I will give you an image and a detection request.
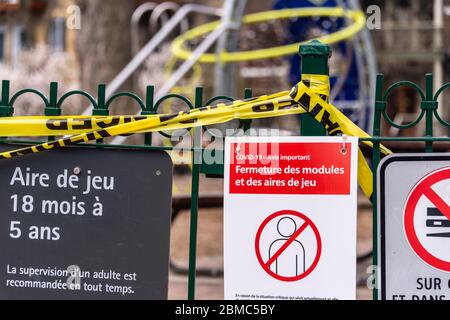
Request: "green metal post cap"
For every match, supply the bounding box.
[299,40,332,58]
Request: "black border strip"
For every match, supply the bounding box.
[379,155,450,300]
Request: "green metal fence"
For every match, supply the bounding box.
[370,72,450,300]
[0,75,253,301]
[1,40,450,300]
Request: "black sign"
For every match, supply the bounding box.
[0,145,173,300]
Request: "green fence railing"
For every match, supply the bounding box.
[1,40,450,300]
[0,75,255,301]
[369,72,450,300]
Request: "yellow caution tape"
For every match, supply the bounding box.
[171,8,366,63]
[0,74,319,137]
[302,74,331,99]
[0,92,301,137]
[0,75,391,200]
[290,79,391,156]
[290,74,392,198]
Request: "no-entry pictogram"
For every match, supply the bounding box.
[255,210,322,282]
[404,167,450,272]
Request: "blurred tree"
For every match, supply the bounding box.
[76,0,134,93]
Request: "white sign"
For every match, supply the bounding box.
[224,136,358,300]
[378,154,450,300]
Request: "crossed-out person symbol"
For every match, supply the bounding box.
[268,217,306,277]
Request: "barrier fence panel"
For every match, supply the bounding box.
[1,40,449,300]
[0,77,255,300]
[369,72,450,300]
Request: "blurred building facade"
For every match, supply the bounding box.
[0,0,78,65]
[0,0,143,92]
[362,0,450,136]
[1,0,449,136]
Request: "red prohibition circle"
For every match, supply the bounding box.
[404,167,450,272]
[254,210,322,282]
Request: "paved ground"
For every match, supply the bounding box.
[168,175,374,300]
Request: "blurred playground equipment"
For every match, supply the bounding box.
[76,0,376,145]
[42,0,378,284]
[78,0,379,277]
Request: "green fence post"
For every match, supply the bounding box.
[142,86,155,146]
[0,80,13,117]
[94,84,108,115]
[241,88,253,131]
[0,80,12,143]
[92,84,108,144]
[299,40,329,136]
[46,82,61,141]
[371,74,385,300]
[423,74,436,153]
[188,87,203,300]
[46,82,60,115]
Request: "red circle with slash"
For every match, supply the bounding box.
[255,210,322,282]
[404,167,450,272]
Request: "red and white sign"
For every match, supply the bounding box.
[224,137,358,300]
[404,167,450,272]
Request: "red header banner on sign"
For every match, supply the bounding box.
[229,142,351,195]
